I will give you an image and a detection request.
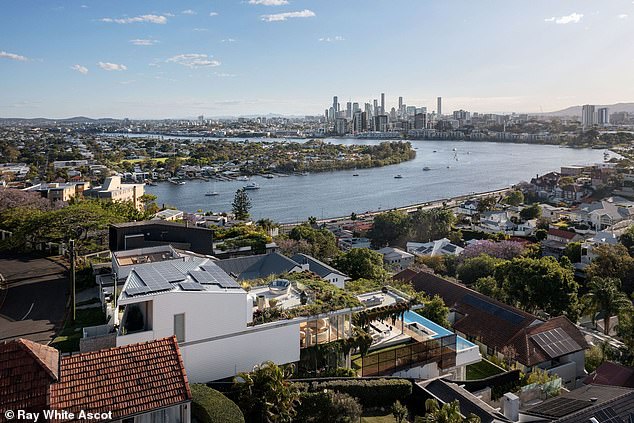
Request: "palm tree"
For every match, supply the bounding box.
[582,277,633,335]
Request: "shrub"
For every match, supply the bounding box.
[311,378,412,407]
[190,384,245,423]
[295,391,362,422]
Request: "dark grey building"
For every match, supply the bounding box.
[109,221,214,255]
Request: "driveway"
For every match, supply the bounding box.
[0,254,69,344]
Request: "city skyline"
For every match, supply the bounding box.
[2,0,634,118]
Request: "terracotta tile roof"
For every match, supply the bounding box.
[410,271,538,352]
[548,228,578,240]
[392,268,418,283]
[49,336,191,422]
[0,339,59,417]
[507,316,588,366]
[584,362,634,388]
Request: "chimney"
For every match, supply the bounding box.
[503,392,519,422]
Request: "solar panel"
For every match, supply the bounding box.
[202,265,241,288]
[594,408,622,423]
[158,263,187,283]
[135,267,173,292]
[530,328,581,359]
[528,397,591,418]
[463,294,527,325]
[179,281,205,291]
[126,286,150,296]
[189,270,216,284]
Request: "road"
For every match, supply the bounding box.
[0,255,69,344]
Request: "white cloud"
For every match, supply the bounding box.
[249,0,289,5]
[101,14,167,24]
[618,14,629,19]
[209,12,219,17]
[319,36,345,42]
[71,64,88,74]
[193,28,209,32]
[545,12,583,24]
[98,62,127,71]
[182,9,196,15]
[0,50,28,61]
[221,38,236,43]
[81,4,88,8]
[261,9,316,22]
[130,39,158,46]
[167,54,221,69]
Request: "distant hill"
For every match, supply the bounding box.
[541,102,634,117]
[0,116,120,124]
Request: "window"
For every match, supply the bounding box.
[174,313,185,342]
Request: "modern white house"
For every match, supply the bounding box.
[377,247,415,271]
[407,238,464,257]
[580,231,619,267]
[109,254,359,383]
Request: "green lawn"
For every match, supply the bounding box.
[466,359,505,380]
[361,411,396,422]
[50,307,108,353]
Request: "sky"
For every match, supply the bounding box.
[1,0,634,119]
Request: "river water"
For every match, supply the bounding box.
[138,137,606,223]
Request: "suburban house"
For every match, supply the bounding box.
[573,199,634,231]
[407,238,464,257]
[580,231,619,267]
[539,204,568,222]
[99,254,359,382]
[542,228,585,258]
[84,175,145,211]
[290,253,350,288]
[377,247,415,271]
[0,337,192,423]
[457,199,480,216]
[408,271,589,388]
[215,252,304,280]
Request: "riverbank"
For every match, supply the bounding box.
[145,139,606,222]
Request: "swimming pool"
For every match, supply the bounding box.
[403,310,476,350]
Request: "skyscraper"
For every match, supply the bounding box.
[373,99,378,116]
[597,107,610,126]
[437,97,442,117]
[581,104,596,129]
[380,93,385,115]
[346,101,352,119]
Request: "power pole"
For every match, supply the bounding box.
[69,239,76,323]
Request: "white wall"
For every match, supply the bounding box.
[180,322,300,382]
[152,290,249,341]
[392,362,439,379]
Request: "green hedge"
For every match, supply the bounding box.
[311,378,412,407]
[191,384,245,423]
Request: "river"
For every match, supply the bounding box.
[136,137,606,223]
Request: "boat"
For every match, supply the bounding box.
[145,181,158,186]
[353,174,359,177]
[238,176,250,181]
[423,167,431,171]
[244,182,260,190]
[169,178,186,185]
[205,192,219,196]
[299,172,310,176]
[262,174,275,179]
[433,150,437,153]
[452,147,457,151]
[446,166,451,169]
[394,175,403,179]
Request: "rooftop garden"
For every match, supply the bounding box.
[249,272,363,325]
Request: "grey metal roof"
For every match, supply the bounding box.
[290,253,348,278]
[215,253,301,281]
[523,385,634,423]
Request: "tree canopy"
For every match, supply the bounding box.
[334,248,388,281]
